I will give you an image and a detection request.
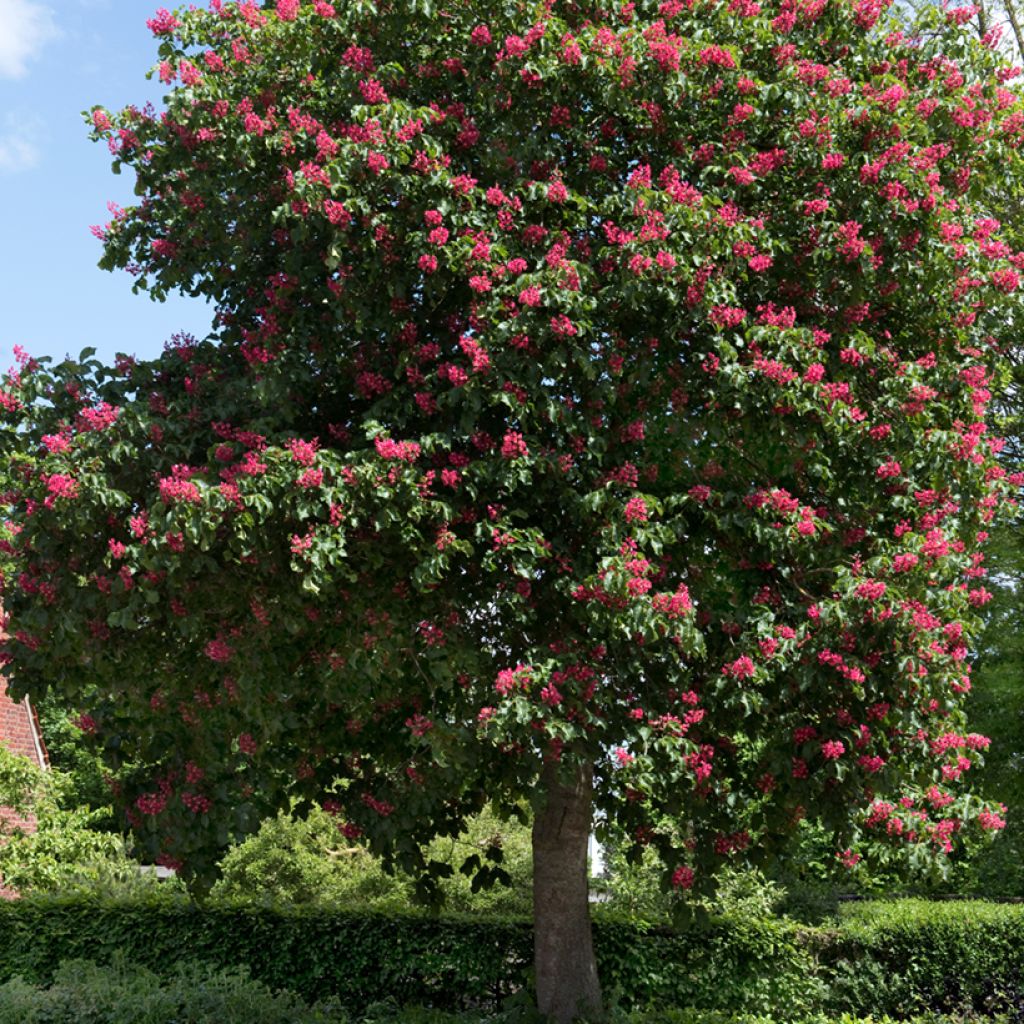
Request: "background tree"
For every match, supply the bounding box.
[2,1,1024,1019]
[901,0,1024,59]
[892,0,1024,900]
[956,347,1024,895]
[0,743,141,895]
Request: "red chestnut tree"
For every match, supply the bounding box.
[3,0,1024,1018]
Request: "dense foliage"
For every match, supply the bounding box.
[1,895,1023,1019]
[0,957,344,1024]
[0,743,144,895]
[33,691,121,827]
[3,0,1022,896]
[0,957,1002,1024]
[214,803,533,913]
[0,892,824,1015]
[825,898,1024,1018]
[4,1,1024,1014]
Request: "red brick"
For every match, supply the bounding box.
[0,609,49,894]
[0,676,48,866]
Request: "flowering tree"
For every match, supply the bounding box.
[3,0,1024,1018]
[905,0,1024,60]
[895,0,1024,899]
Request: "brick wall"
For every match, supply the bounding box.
[0,600,49,895]
[0,676,48,896]
[0,677,47,773]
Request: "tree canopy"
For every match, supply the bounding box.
[2,0,1024,1017]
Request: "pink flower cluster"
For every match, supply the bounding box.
[78,402,120,432]
[374,436,421,461]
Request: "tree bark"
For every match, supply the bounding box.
[532,760,603,1024]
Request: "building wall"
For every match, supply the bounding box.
[0,677,47,833]
[0,677,47,897]
[0,678,47,770]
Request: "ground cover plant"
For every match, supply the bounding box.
[3,0,1024,1020]
[0,957,343,1024]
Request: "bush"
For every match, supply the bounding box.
[0,744,149,895]
[595,916,823,1016]
[0,960,1005,1024]
[0,895,1020,1018]
[0,957,999,1024]
[212,808,402,908]
[213,804,532,916]
[0,893,532,1011]
[0,956,340,1024]
[0,893,817,1014]
[820,899,1024,1020]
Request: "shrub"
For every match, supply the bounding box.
[0,895,1020,1018]
[213,808,404,908]
[0,961,1005,1024]
[213,804,533,916]
[820,898,1024,1019]
[0,894,532,1011]
[0,893,817,1014]
[0,956,340,1024]
[0,744,147,895]
[595,915,823,1017]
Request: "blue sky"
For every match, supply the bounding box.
[0,0,213,372]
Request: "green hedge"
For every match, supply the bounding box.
[823,899,1024,1019]
[0,957,997,1024]
[0,896,530,1010]
[0,895,1022,1019]
[0,894,818,1015]
[594,917,822,1014]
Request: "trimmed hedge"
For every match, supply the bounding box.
[0,957,1000,1024]
[0,896,1022,1018]
[824,899,1024,1019]
[0,895,818,1015]
[595,917,822,1015]
[0,896,530,1011]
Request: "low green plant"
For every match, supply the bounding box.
[0,956,341,1024]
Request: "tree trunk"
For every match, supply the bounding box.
[532,760,603,1024]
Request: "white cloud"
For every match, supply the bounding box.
[0,0,58,79]
[0,113,42,173]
